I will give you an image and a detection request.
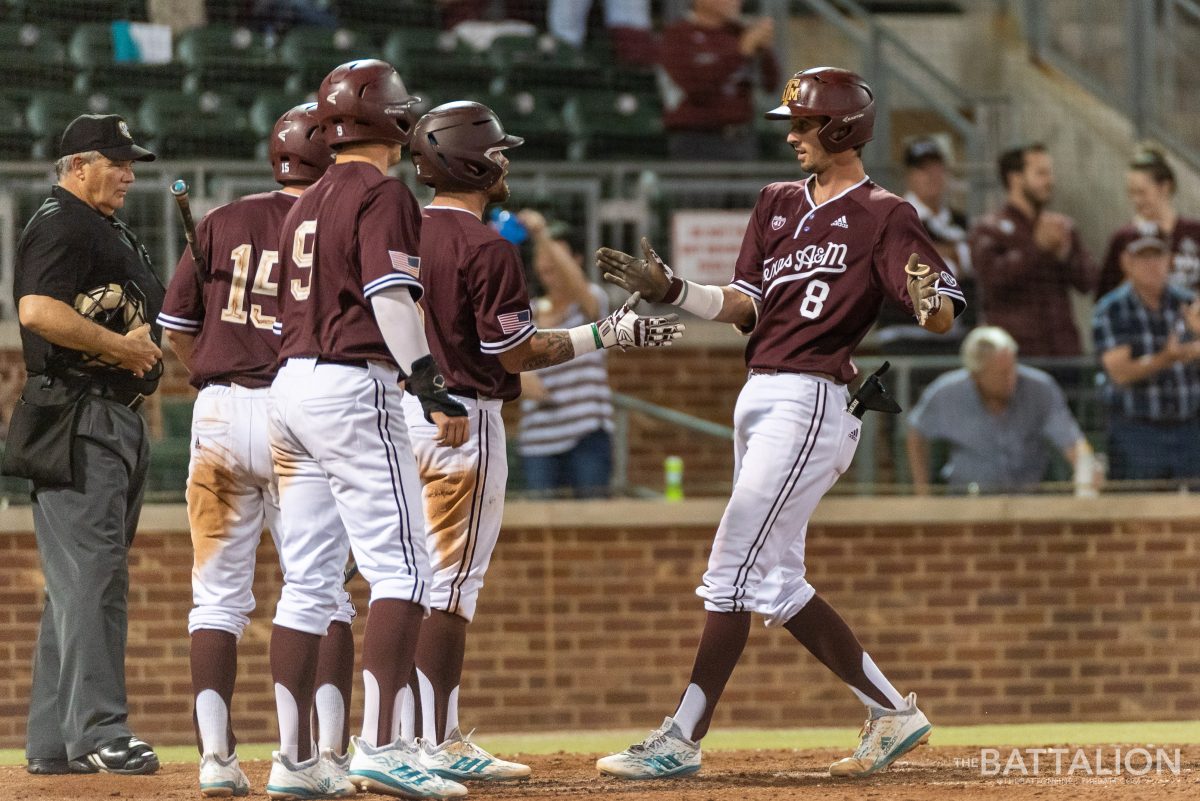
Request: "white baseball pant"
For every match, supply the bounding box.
[269,358,430,635]
[187,384,354,637]
[698,373,861,626]
[402,393,508,623]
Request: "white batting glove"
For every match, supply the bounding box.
[595,291,685,350]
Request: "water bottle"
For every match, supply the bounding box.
[664,455,684,502]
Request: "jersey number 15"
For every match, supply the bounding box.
[221,244,279,329]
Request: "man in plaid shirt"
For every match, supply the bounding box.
[1094,231,1200,481]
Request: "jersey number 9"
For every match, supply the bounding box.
[291,219,317,301]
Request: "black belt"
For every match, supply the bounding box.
[83,383,144,411]
[315,357,370,369]
[203,375,273,390]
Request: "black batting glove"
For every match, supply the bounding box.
[403,354,468,423]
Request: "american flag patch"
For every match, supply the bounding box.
[388,250,420,278]
[497,308,532,334]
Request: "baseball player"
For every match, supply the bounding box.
[268,59,468,800]
[158,104,357,798]
[397,101,684,783]
[595,67,965,780]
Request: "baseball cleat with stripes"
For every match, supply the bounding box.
[596,717,701,780]
[829,692,932,777]
[419,727,531,781]
[348,736,467,798]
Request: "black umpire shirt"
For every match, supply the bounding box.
[14,185,164,397]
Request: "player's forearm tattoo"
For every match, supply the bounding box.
[517,331,575,370]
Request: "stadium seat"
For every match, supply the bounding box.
[486,91,570,161]
[564,90,665,160]
[0,23,73,96]
[7,0,146,34]
[160,399,194,439]
[69,23,185,100]
[0,95,29,158]
[146,437,190,494]
[279,26,377,95]
[497,44,607,105]
[27,90,135,159]
[138,91,258,159]
[334,0,437,39]
[176,25,291,100]
[249,91,310,138]
[381,28,493,96]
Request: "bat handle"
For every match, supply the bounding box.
[171,179,188,197]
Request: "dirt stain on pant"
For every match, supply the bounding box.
[188,456,241,571]
[421,465,477,572]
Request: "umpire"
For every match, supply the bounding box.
[7,115,163,775]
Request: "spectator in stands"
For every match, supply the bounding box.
[515,211,615,498]
[902,136,972,295]
[1094,232,1200,483]
[1096,144,1200,298]
[906,326,1094,495]
[548,0,658,67]
[660,0,780,161]
[968,143,1095,356]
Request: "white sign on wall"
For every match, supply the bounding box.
[670,210,753,286]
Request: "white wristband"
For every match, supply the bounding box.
[675,280,724,320]
[568,323,601,355]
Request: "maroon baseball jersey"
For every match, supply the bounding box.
[731,177,966,384]
[417,206,534,402]
[158,190,297,389]
[1096,217,1200,298]
[276,161,423,366]
[968,203,1093,357]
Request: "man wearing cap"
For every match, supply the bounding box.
[1094,231,1200,482]
[902,138,971,290]
[10,114,163,776]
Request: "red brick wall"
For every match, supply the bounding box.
[2,500,1198,748]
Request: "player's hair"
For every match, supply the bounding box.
[54,150,103,180]
[961,326,1018,373]
[1130,143,1176,193]
[997,143,1047,190]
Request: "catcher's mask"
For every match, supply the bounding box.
[71,281,153,373]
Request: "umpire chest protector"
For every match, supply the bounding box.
[15,185,165,396]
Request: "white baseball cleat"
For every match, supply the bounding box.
[348,736,468,798]
[829,692,932,777]
[418,728,531,781]
[265,749,356,799]
[199,752,250,797]
[596,717,701,779]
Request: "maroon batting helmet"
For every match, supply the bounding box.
[764,67,875,153]
[316,59,421,148]
[410,101,523,192]
[269,103,332,186]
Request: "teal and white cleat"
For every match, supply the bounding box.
[419,728,531,781]
[596,717,701,780]
[199,751,250,797]
[348,736,467,798]
[829,692,932,777]
[265,749,355,799]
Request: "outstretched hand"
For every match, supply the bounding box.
[597,237,677,303]
[904,254,942,326]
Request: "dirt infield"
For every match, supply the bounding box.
[7,746,1199,800]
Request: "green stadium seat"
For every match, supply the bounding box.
[335,0,437,39]
[8,0,146,34]
[0,23,73,96]
[69,23,185,100]
[160,399,194,439]
[381,28,494,97]
[0,95,29,158]
[27,90,135,159]
[249,91,311,138]
[279,26,377,95]
[138,91,257,159]
[497,44,606,105]
[146,436,190,495]
[485,91,570,161]
[564,90,665,160]
[176,25,291,100]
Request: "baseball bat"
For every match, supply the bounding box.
[170,179,205,268]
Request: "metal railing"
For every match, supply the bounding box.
[611,391,734,497]
[1023,0,1200,170]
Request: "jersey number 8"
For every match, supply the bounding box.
[799,279,830,320]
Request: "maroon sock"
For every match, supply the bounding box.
[361,599,424,746]
[784,593,897,709]
[674,611,751,742]
[190,628,238,756]
[314,620,355,753]
[414,609,467,743]
[270,624,322,761]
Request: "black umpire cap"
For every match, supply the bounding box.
[903,136,945,168]
[58,114,156,162]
